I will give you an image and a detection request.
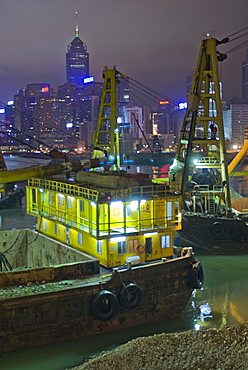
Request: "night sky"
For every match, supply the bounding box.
[0,0,248,105]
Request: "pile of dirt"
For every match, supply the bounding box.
[70,323,248,369]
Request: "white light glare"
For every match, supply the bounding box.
[193,159,198,165]
[194,324,201,331]
[143,232,158,237]
[130,200,138,211]
[110,236,126,242]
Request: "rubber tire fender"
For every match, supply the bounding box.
[118,283,142,309]
[231,225,246,241]
[188,262,204,289]
[211,221,224,237]
[182,217,190,231]
[92,290,118,321]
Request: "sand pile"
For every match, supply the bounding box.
[70,323,248,369]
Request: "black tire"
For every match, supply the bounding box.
[182,217,190,231]
[231,227,246,241]
[118,283,142,309]
[188,262,204,289]
[211,221,224,237]
[92,290,118,321]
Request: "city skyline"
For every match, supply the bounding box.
[0,0,248,105]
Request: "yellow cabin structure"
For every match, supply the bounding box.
[26,176,182,268]
[25,67,182,268]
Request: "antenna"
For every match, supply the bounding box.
[75,11,79,38]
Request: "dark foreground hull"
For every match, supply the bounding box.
[0,253,201,354]
[176,214,248,254]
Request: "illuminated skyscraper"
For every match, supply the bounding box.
[66,13,89,86]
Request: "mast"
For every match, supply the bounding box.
[170,34,232,217]
[75,11,79,38]
[91,67,125,170]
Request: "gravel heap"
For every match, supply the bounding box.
[70,323,248,370]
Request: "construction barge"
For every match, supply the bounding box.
[0,68,203,353]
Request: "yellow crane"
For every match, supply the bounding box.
[228,128,248,177]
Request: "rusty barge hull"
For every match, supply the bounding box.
[0,229,197,353]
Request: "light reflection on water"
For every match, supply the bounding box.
[1,160,248,369]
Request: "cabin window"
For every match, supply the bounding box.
[78,232,83,245]
[166,201,173,220]
[58,194,64,206]
[41,191,46,203]
[126,205,131,217]
[175,199,179,214]
[67,196,73,209]
[55,224,59,235]
[161,235,170,249]
[48,192,53,204]
[129,239,138,253]
[118,241,126,254]
[32,189,36,204]
[42,219,47,231]
[80,200,84,212]
[97,240,102,254]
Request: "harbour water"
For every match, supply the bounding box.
[0,158,248,369]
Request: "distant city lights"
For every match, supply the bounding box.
[178,102,188,109]
[83,76,94,84]
[66,122,73,128]
[7,101,14,105]
[0,109,5,114]
[41,86,50,94]
[159,101,169,105]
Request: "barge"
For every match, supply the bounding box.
[0,68,203,353]
[169,33,248,254]
[0,228,202,354]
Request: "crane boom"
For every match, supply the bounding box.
[0,158,107,184]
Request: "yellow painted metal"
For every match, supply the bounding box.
[170,36,232,214]
[27,178,181,268]
[0,163,68,184]
[91,67,125,170]
[228,129,248,175]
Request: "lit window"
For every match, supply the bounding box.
[43,219,47,231]
[48,192,53,204]
[58,194,64,206]
[55,224,59,235]
[80,200,84,212]
[167,201,172,220]
[78,232,83,245]
[97,240,102,254]
[118,241,126,254]
[126,205,131,217]
[129,239,138,253]
[67,196,73,209]
[161,235,170,248]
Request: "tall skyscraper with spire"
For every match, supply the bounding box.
[66,13,89,86]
